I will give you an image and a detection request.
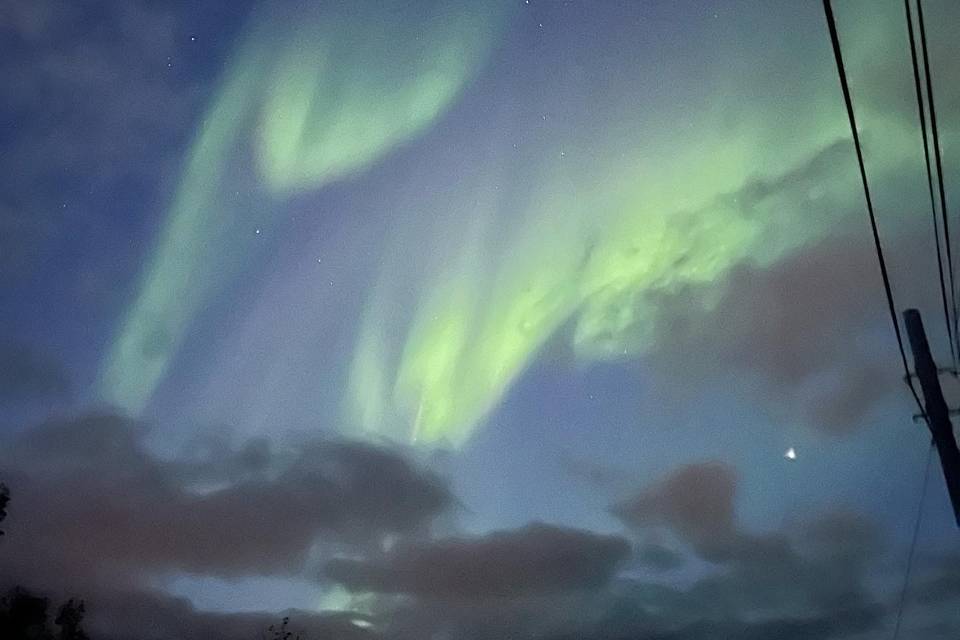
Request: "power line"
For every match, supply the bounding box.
[822,6,953,634]
[821,0,925,413]
[915,0,958,362]
[904,0,956,370]
[891,440,933,640]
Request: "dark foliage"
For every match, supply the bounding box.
[55,600,89,640]
[0,587,88,640]
[0,487,89,640]
[265,616,302,640]
[0,483,9,536]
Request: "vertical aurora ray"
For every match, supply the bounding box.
[98,0,507,413]
[100,0,930,445]
[257,2,507,194]
[97,30,272,411]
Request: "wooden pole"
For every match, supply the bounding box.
[903,308,960,527]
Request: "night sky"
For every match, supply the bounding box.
[2,1,960,638]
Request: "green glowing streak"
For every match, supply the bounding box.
[98,34,270,410]
[345,126,891,447]
[346,273,393,437]
[347,189,586,446]
[99,2,504,413]
[574,192,761,358]
[397,276,477,444]
[343,4,930,447]
[257,3,504,193]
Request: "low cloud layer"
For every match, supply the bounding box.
[314,461,898,640]
[325,523,630,598]
[1,422,950,640]
[0,413,451,590]
[611,462,883,628]
[63,586,377,640]
[613,461,738,561]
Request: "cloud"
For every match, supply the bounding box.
[0,413,451,590]
[540,603,884,640]
[657,607,881,640]
[324,523,630,598]
[2,435,891,640]
[912,555,960,606]
[365,572,884,640]
[611,462,878,569]
[646,223,941,434]
[612,462,738,561]
[730,138,853,216]
[611,462,882,620]
[633,542,685,572]
[319,459,885,640]
[36,585,378,640]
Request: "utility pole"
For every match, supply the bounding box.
[903,308,960,527]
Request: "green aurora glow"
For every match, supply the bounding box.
[344,105,924,448]
[98,1,506,413]
[101,1,932,449]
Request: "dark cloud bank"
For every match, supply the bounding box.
[324,523,630,598]
[0,412,445,638]
[4,413,952,639]
[647,223,945,436]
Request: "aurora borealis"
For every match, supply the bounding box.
[349,137,868,446]
[97,0,508,414]
[96,0,951,448]
[6,1,960,637]
[336,0,931,446]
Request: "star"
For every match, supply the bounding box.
[784,447,797,461]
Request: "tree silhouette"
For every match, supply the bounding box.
[0,587,52,640]
[0,483,9,536]
[54,600,88,640]
[266,616,303,640]
[0,588,90,640]
[0,486,89,640]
